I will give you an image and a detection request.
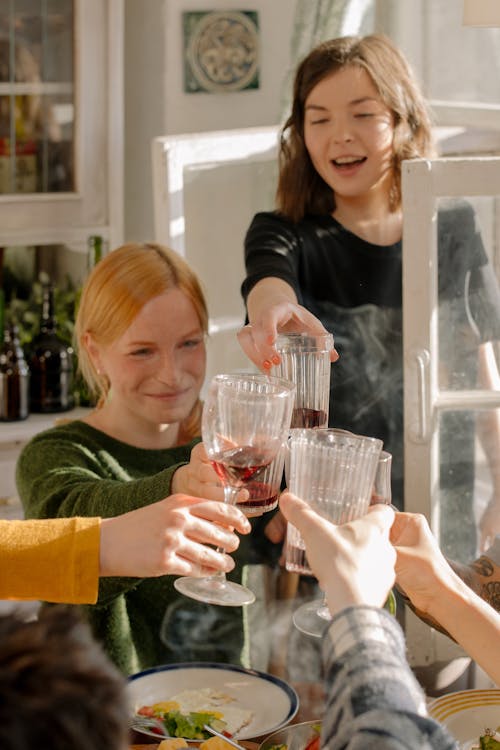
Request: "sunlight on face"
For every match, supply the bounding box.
[304,65,395,205]
[96,288,206,430]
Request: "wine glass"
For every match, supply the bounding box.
[292,446,391,637]
[174,372,295,607]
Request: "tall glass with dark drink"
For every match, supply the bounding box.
[274,332,334,429]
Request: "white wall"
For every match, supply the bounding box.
[124,0,297,242]
[376,0,500,103]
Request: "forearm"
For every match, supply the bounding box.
[246,277,298,322]
[20,461,180,520]
[321,607,456,750]
[426,572,500,684]
[0,518,100,604]
[476,342,500,493]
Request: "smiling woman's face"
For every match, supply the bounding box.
[91,287,206,429]
[303,64,395,206]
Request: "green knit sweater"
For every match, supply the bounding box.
[16,420,251,675]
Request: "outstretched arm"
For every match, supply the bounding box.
[476,342,500,552]
[391,512,500,685]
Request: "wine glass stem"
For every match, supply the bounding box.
[317,592,331,620]
[211,484,239,582]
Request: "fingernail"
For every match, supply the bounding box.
[272,355,281,365]
[263,360,272,369]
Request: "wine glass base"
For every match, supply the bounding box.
[292,599,332,638]
[174,576,256,607]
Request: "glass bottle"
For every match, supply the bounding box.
[87,235,104,271]
[29,284,75,413]
[0,321,30,421]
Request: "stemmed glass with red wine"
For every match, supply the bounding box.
[174,372,295,607]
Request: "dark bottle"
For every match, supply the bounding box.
[0,321,30,421]
[29,284,75,413]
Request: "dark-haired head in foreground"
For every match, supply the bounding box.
[0,606,129,750]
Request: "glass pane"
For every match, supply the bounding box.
[438,408,500,564]
[44,0,74,83]
[14,0,43,76]
[438,195,500,391]
[0,0,74,195]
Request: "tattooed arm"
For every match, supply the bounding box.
[447,553,500,612]
[391,513,500,685]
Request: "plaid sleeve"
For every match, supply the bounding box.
[320,606,458,750]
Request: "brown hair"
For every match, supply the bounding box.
[0,607,128,750]
[277,34,436,222]
[75,242,208,442]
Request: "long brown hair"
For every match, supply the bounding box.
[277,34,436,222]
[75,242,208,443]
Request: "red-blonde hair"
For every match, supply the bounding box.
[75,242,208,443]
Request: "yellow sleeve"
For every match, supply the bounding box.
[0,517,101,603]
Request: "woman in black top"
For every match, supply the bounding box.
[239,34,500,560]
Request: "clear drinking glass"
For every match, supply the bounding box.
[371,450,392,505]
[285,429,383,636]
[275,332,334,428]
[174,372,295,607]
[370,451,397,616]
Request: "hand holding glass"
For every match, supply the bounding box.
[174,372,295,606]
[286,429,383,635]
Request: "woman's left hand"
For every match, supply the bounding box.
[171,442,248,505]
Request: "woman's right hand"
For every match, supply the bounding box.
[241,279,338,371]
[99,495,252,578]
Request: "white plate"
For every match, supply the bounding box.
[428,689,500,748]
[128,662,299,741]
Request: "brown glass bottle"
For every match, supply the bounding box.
[0,322,30,421]
[29,284,75,412]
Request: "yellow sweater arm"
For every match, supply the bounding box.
[0,517,101,604]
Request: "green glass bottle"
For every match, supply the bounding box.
[87,235,103,271]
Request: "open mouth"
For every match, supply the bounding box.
[332,156,366,169]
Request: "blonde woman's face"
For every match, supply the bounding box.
[95,288,206,428]
[303,65,395,205]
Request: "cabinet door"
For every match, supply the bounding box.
[0,0,123,247]
[152,127,279,384]
[403,154,500,666]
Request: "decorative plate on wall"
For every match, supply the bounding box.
[183,10,260,93]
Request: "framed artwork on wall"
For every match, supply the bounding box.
[183,10,260,93]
